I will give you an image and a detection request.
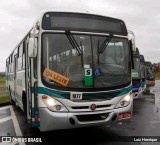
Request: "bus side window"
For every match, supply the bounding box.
[17,43,23,71]
[9,57,10,72]
[6,59,9,74]
[10,54,13,73]
[9,56,11,73]
[22,41,25,70]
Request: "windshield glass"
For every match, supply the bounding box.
[42,33,130,90]
[132,56,141,79]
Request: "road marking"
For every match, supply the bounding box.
[10,106,23,136]
[0,105,11,111]
[0,116,12,124]
[0,106,26,145]
[10,106,26,145]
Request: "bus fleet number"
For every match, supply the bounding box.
[70,92,82,100]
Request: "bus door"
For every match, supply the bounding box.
[26,36,39,127]
[25,44,31,120]
[5,60,9,90]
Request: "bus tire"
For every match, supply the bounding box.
[9,87,15,105]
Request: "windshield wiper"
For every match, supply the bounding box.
[65,31,84,67]
[65,31,83,56]
[98,34,113,54]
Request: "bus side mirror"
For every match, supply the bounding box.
[28,38,37,58]
[129,40,134,69]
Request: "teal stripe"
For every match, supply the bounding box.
[7,74,14,81]
[118,86,132,96]
[31,87,64,98]
[32,121,40,127]
[142,81,146,87]
[31,86,132,99]
[38,87,64,98]
[17,79,22,86]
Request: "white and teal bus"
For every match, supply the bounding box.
[128,31,143,98]
[140,54,146,91]
[6,11,133,131]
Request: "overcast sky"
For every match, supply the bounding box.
[0,0,160,71]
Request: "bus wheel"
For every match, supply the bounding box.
[9,88,15,105]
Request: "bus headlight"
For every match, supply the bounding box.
[115,93,132,108]
[41,95,68,112]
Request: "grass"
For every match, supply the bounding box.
[0,76,5,85]
[0,94,9,103]
[0,76,9,104]
[0,85,6,90]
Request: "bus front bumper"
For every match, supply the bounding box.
[39,102,132,132]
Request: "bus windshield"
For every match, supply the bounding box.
[132,56,141,79]
[42,33,130,90]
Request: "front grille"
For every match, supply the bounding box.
[76,113,109,122]
[71,104,111,110]
[72,106,89,109]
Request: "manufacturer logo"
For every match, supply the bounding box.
[90,104,96,110]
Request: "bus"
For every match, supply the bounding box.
[140,55,146,91]
[128,31,142,99]
[6,11,133,131]
[145,61,155,87]
[132,48,143,98]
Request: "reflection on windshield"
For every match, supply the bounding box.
[42,33,130,89]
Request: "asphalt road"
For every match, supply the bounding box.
[0,81,160,145]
